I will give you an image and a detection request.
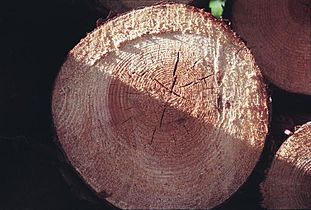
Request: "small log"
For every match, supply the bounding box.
[231,0,311,95]
[261,122,311,209]
[97,0,193,13]
[52,3,269,209]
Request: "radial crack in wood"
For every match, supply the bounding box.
[52,3,269,209]
[261,122,311,209]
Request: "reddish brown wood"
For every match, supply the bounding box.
[232,0,311,95]
[261,122,311,209]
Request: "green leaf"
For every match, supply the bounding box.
[209,0,226,18]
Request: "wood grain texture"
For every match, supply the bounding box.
[52,3,269,209]
[261,122,311,209]
[231,0,311,95]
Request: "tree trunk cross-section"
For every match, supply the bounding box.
[261,122,311,209]
[232,0,311,95]
[52,4,269,209]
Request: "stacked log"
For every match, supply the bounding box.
[52,3,269,209]
[231,0,311,95]
[261,122,311,209]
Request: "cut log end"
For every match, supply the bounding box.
[261,122,311,209]
[232,0,311,95]
[52,4,269,209]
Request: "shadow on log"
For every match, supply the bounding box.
[261,122,311,209]
[52,4,269,208]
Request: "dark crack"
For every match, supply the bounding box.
[138,71,147,77]
[179,73,214,88]
[172,52,180,77]
[154,78,184,99]
[154,78,168,90]
[191,59,201,69]
[159,106,167,128]
[217,94,223,114]
[179,81,195,88]
[121,116,133,125]
[169,52,180,93]
[150,127,157,145]
[169,76,177,93]
[198,73,214,81]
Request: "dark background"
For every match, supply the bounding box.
[0,0,310,209]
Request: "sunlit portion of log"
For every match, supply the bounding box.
[52,4,269,209]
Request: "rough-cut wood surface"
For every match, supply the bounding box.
[231,0,311,95]
[97,0,192,13]
[261,122,311,209]
[52,3,269,209]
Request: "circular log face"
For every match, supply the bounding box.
[52,4,269,209]
[232,0,311,95]
[261,122,311,209]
